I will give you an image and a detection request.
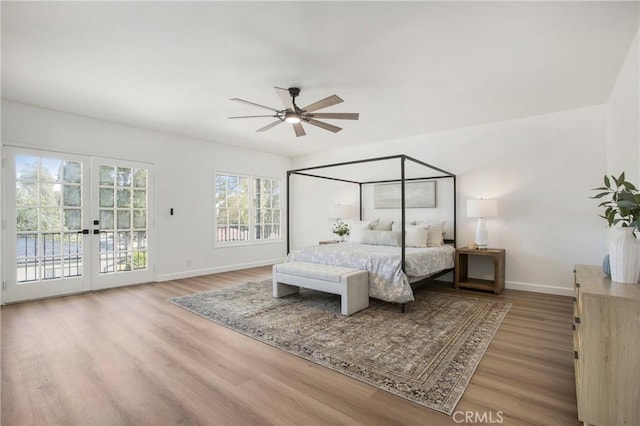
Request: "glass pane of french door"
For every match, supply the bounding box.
[91,157,153,290]
[4,147,91,303]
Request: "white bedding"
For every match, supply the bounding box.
[286,243,455,303]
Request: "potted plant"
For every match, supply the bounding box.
[591,172,640,283]
[331,219,350,242]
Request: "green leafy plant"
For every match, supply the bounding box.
[331,219,349,237]
[591,172,640,229]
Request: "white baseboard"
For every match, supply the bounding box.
[434,277,574,297]
[155,258,285,282]
[505,280,574,297]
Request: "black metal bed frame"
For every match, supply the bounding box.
[286,154,457,311]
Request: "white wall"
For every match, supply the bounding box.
[292,106,608,296]
[606,30,639,181]
[1,101,291,283]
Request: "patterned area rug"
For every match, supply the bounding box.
[169,280,511,415]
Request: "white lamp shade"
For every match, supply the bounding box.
[329,204,359,219]
[467,199,498,218]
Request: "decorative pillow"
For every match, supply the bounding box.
[352,230,401,246]
[411,220,445,247]
[371,220,393,231]
[346,220,372,241]
[426,227,444,247]
[387,223,430,247]
[405,225,429,248]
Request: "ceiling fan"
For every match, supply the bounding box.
[229,87,359,137]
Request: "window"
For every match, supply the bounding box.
[254,177,281,240]
[215,173,281,244]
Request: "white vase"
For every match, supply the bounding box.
[609,227,640,283]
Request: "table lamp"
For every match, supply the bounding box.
[467,199,497,249]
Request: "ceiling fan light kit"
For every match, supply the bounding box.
[284,112,301,124]
[229,87,359,137]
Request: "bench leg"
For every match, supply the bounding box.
[340,273,369,315]
[272,265,300,298]
[273,280,300,298]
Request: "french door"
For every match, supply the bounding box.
[3,147,154,303]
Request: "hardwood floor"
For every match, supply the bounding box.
[1,266,579,425]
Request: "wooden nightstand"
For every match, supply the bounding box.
[455,248,505,294]
[319,240,339,245]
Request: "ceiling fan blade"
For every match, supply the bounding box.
[308,112,359,120]
[256,120,284,132]
[231,98,280,112]
[302,95,343,112]
[305,118,342,133]
[292,122,306,137]
[229,114,277,119]
[275,87,296,111]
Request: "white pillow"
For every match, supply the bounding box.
[352,230,401,246]
[412,220,446,245]
[426,227,444,247]
[388,222,431,247]
[346,220,372,241]
[371,219,393,231]
[405,225,429,248]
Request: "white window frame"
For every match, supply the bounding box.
[214,172,282,247]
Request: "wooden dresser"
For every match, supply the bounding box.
[573,265,640,426]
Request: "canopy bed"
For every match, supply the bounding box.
[285,154,457,311]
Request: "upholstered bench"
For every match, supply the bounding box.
[272,262,369,316]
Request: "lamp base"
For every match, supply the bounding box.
[475,218,489,249]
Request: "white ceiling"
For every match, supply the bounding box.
[2,1,638,158]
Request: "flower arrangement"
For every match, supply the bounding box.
[331,219,349,238]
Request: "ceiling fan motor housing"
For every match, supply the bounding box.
[288,87,301,99]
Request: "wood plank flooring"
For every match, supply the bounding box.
[1,266,579,425]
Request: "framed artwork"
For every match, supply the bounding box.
[374,181,436,208]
